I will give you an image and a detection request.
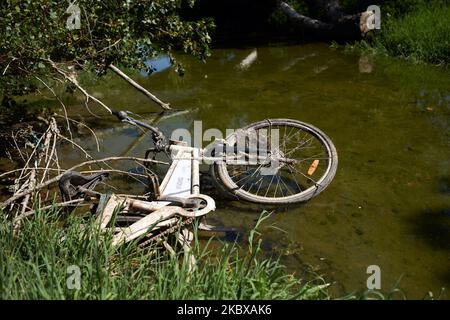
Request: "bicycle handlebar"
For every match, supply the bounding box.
[112,109,167,149]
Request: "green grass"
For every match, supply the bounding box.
[0,210,331,300]
[363,2,450,65]
[1,206,442,300]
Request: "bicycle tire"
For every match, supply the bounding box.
[212,118,338,204]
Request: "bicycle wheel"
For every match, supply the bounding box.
[212,119,338,204]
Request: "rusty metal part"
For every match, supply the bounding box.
[138,217,195,248]
[127,194,215,218]
[146,171,161,200]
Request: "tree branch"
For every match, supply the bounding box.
[279,1,332,32]
[278,0,370,40]
[109,64,171,110]
[45,59,113,114]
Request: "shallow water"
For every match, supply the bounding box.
[14,43,450,298]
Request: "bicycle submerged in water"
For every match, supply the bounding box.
[59,111,338,246]
[113,110,338,205]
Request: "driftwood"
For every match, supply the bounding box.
[96,195,122,229]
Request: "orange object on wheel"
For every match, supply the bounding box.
[308,160,320,176]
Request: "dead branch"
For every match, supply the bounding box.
[7,118,60,218]
[35,76,73,140]
[55,115,100,152]
[109,64,171,110]
[279,1,332,32]
[57,133,93,160]
[80,169,148,179]
[45,59,113,114]
[0,167,64,178]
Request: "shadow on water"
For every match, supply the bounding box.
[408,177,450,294]
[412,207,450,251]
[438,176,450,195]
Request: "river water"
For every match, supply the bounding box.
[11,43,450,298]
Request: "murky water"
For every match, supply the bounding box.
[11,43,450,298]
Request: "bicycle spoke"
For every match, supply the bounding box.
[220,121,334,201]
[274,174,281,198]
[264,174,276,198]
[287,163,322,187]
[286,163,303,192]
[279,174,296,196]
[255,176,265,196]
[285,135,316,157]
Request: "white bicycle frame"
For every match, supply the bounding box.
[159,143,202,199]
[102,142,216,247]
[100,125,286,246]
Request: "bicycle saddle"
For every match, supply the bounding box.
[59,171,109,201]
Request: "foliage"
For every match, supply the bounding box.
[0,0,214,95]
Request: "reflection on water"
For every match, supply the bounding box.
[359,55,374,73]
[21,43,450,298]
[140,55,171,76]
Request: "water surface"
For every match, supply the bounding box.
[18,43,450,298]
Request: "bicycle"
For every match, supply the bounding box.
[59,110,338,246]
[111,111,338,204]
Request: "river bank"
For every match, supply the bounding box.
[346,1,449,65]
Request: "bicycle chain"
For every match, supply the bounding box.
[138,217,195,248]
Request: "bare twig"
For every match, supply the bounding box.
[57,133,93,160]
[19,167,36,217]
[1,156,168,209]
[0,167,64,178]
[2,57,17,75]
[80,169,148,179]
[35,76,73,140]
[55,115,100,152]
[45,59,112,114]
